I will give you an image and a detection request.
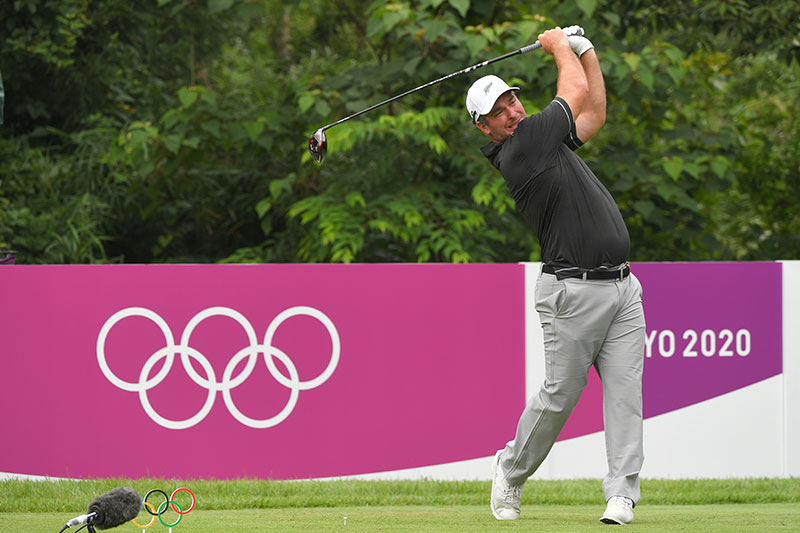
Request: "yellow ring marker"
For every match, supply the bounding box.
[133,501,157,529]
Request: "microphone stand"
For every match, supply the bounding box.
[57,522,97,532]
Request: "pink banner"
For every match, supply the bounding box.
[1,262,783,478]
[1,264,525,479]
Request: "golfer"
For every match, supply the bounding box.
[466,27,646,525]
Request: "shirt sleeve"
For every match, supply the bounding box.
[553,97,583,151]
[514,97,582,159]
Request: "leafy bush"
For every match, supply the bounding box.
[1,0,798,263]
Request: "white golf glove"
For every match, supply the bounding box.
[562,25,594,57]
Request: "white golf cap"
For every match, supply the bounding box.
[465,74,519,124]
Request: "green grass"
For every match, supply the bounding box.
[2,478,799,512]
[2,505,800,532]
[1,478,798,531]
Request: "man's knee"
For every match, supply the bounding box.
[540,377,587,413]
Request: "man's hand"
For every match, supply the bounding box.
[562,25,594,57]
[538,27,572,56]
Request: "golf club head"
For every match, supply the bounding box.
[309,128,327,163]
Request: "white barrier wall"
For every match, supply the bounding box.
[528,261,795,480]
[783,261,800,477]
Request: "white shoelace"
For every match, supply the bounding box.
[503,486,522,505]
[608,495,633,508]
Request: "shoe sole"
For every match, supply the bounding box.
[600,516,631,525]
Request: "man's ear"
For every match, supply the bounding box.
[476,120,490,136]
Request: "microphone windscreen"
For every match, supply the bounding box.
[87,486,142,530]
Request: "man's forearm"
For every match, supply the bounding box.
[553,45,589,116]
[578,49,606,123]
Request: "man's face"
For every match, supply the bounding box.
[476,90,526,142]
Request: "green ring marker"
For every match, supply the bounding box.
[157,500,183,527]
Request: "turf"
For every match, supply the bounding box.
[1,478,798,531]
[3,504,800,532]
[2,478,798,512]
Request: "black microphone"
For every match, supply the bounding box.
[88,486,142,529]
[61,487,141,531]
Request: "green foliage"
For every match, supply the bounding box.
[606,0,800,64]
[102,82,280,262]
[711,53,800,259]
[1,0,798,263]
[0,136,111,263]
[587,41,741,260]
[1,0,272,262]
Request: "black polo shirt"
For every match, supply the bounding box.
[480,97,629,273]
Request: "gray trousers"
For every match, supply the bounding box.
[501,270,645,504]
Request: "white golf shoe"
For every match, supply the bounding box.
[601,495,634,525]
[490,450,523,520]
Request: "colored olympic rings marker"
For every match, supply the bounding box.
[157,500,183,528]
[133,501,157,529]
[170,487,196,514]
[144,488,169,516]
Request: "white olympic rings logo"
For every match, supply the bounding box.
[96,306,340,430]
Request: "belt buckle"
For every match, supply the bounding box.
[618,263,629,281]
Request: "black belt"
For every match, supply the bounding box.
[542,264,630,281]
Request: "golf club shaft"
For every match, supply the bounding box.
[318,42,543,133]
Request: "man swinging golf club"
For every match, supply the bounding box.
[467,27,646,525]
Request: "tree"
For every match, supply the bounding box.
[1,0,798,264]
[0,0,268,262]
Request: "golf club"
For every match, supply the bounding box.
[308,27,583,163]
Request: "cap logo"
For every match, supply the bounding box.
[483,82,493,95]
